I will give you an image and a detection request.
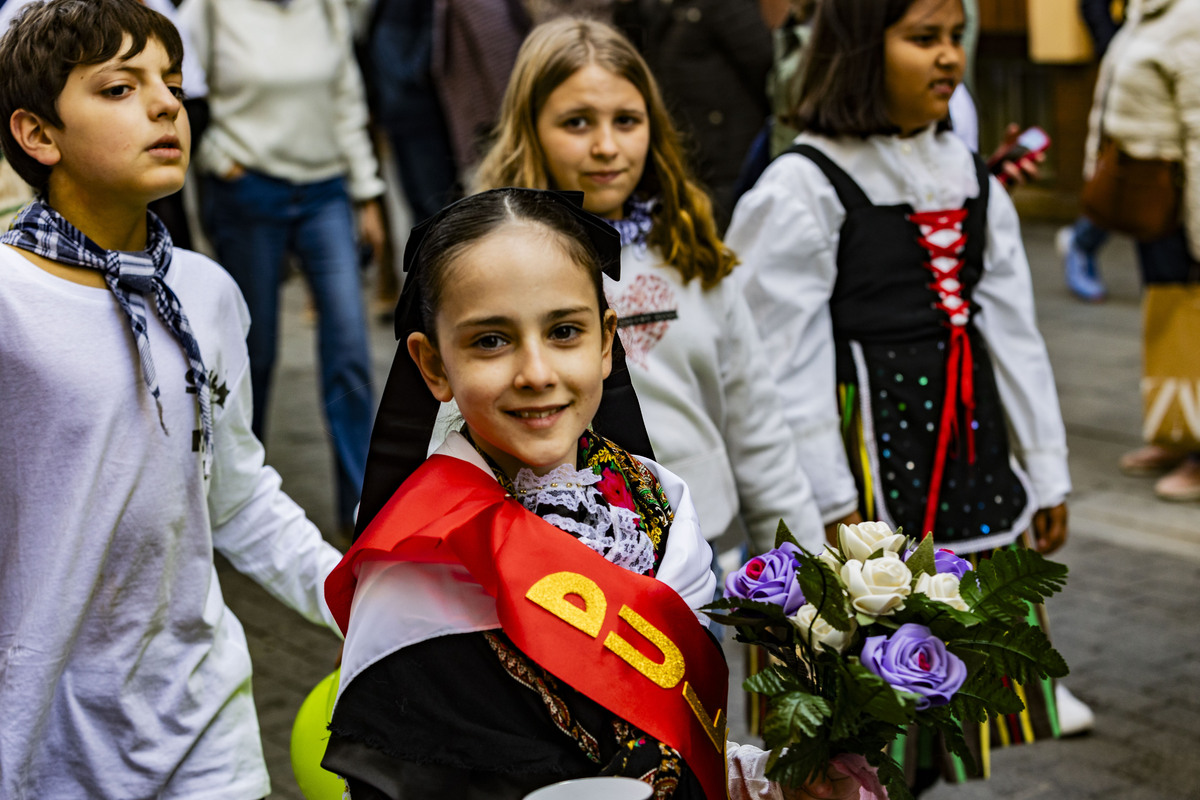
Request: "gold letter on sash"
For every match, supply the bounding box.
[526,572,606,638]
[683,681,725,753]
[603,605,685,689]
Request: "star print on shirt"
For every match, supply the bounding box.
[191,370,229,453]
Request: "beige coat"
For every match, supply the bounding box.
[1085,0,1200,258]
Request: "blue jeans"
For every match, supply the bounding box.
[1072,215,1110,255]
[203,171,372,527]
[1136,228,1198,285]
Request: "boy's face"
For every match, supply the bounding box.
[40,35,189,209]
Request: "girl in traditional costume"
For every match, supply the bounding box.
[321,188,863,799]
[725,0,1080,792]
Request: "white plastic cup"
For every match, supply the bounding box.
[522,776,654,800]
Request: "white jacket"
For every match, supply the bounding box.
[0,245,342,799]
[726,127,1071,543]
[605,244,824,552]
[1084,0,1200,259]
[181,0,385,200]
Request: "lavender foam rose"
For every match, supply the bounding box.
[934,549,973,580]
[860,623,967,710]
[724,543,806,615]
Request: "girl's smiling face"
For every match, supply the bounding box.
[536,63,650,220]
[883,0,965,136]
[408,221,617,478]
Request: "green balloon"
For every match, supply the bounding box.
[290,669,345,799]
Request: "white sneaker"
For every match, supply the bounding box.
[1055,225,1074,258]
[1055,684,1095,737]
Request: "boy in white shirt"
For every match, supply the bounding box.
[0,1,343,797]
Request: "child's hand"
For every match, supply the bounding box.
[356,199,388,269]
[993,123,1044,190]
[824,511,863,545]
[1032,502,1068,554]
[780,764,860,799]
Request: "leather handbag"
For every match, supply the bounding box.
[1141,284,1200,450]
[1080,137,1183,242]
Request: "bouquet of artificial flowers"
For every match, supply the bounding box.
[706,521,1069,800]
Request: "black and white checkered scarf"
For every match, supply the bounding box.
[2,200,213,477]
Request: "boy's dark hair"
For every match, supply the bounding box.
[792,0,951,138]
[0,0,184,194]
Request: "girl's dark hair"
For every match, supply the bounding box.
[0,0,184,194]
[413,189,606,341]
[792,0,943,137]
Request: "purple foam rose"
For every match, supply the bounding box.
[934,549,973,580]
[724,543,805,615]
[860,623,966,710]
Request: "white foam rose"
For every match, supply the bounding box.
[819,546,843,571]
[838,521,907,562]
[790,603,857,654]
[913,572,969,612]
[841,555,912,616]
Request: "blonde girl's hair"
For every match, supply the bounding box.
[474,17,737,289]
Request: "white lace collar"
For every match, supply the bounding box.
[512,464,656,575]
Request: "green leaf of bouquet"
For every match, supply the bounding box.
[744,663,806,696]
[843,661,917,726]
[703,596,790,615]
[764,691,832,742]
[775,518,802,550]
[890,593,979,632]
[702,597,792,628]
[950,666,1026,722]
[906,535,938,577]
[764,738,830,789]
[938,719,978,772]
[950,647,988,676]
[796,557,854,633]
[875,756,915,800]
[958,547,1068,623]
[825,666,863,740]
[955,623,1069,683]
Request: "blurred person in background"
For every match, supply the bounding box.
[1087,0,1200,499]
[613,0,772,232]
[1057,0,1127,303]
[362,0,458,227]
[182,0,387,540]
[430,0,531,179]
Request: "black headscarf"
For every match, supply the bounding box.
[354,188,654,539]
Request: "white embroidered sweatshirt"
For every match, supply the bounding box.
[605,243,824,553]
[180,0,385,200]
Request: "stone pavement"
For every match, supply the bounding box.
[217,220,1200,800]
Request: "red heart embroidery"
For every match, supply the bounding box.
[606,273,678,368]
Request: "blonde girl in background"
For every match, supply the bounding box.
[474,17,824,558]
